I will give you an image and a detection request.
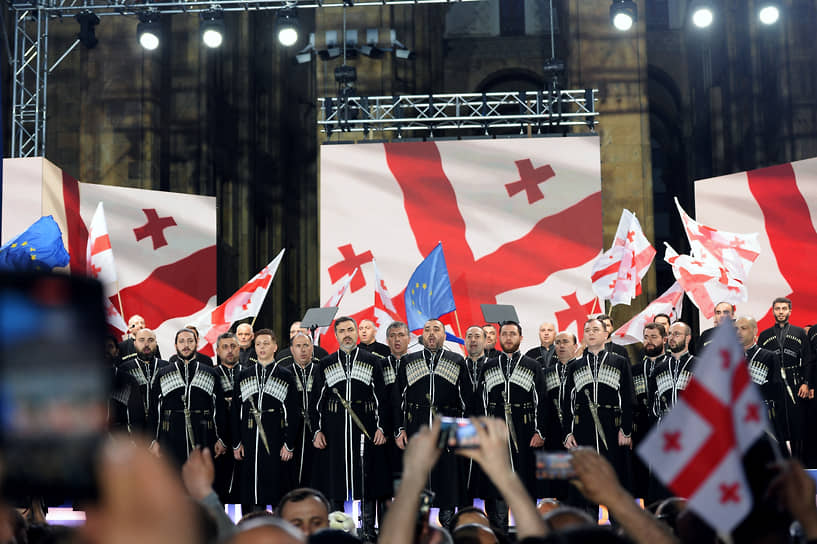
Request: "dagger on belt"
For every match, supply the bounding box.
[332,387,372,441]
[182,394,197,449]
[502,390,519,453]
[780,366,797,404]
[583,389,608,450]
[248,396,271,455]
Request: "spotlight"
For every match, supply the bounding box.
[691,4,714,28]
[200,9,224,48]
[758,3,780,25]
[359,44,384,58]
[610,0,637,31]
[391,37,414,60]
[75,11,99,49]
[137,11,161,50]
[276,7,299,47]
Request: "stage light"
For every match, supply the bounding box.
[75,11,99,49]
[758,3,780,25]
[276,7,299,47]
[391,36,414,60]
[137,11,161,50]
[691,4,714,28]
[200,9,224,48]
[610,0,637,31]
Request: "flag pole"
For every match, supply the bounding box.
[452,309,463,338]
[115,281,125,318]
[590,297,600,316]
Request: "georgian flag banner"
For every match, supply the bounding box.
[637,321,766,534]
[85,202,128,335]
[590,208,656,306]
[610,281,684,345]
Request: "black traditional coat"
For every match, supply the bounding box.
[476,351,547,499]
[562,350,634,487]
[150,359,227,467]
[392,348,472,508]
[119,356,169,433]
[309,348,391,502]
[233,359,299,506]
[651,353,696,420]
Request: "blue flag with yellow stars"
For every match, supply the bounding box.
[405,242,456,332]
[0,216,70,272]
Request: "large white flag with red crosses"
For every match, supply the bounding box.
[85,202,128,336]
[610,281,684,345]
[590,209,656,306]
[314,269,358,348]
[637,321,767,534]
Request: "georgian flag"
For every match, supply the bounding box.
[192,249,285,355]
[85,202,128,336]
[611,281,684,345]
[314,269,357,348]
[373,259,401,345]
[676,198,761,283]
[590,209,656,306]
[664,243,746,319]
[637,321,766,534]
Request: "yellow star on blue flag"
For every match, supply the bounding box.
[404,242,456,331]
[0,216,70,272]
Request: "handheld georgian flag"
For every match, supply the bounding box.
[664,243,746,319]
[0,216,70,272]
[315,268,358,347]
[637,321,766,534]
[86,202,118,288]
[675,198,761,282]
[373,259,401,344]
[195,249,285,353]
[591,209,656,306]
[404,242,456,332]
[610,281,684,345]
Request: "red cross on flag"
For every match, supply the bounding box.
[610,281,684,345]
[664,243,746,319]
[636,321,767,534]
[192,249,285,354]
[85,202,128,336]
[590,209,656,306]
[676,198,761,283]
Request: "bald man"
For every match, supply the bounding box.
[737,316,784,443]
[524,321,557,368]
[275,321,328,365]
[357,318,390,358]
[117,328,170,434]
[235,323,256,366]
[118,314,162,362]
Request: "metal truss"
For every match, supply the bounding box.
[318,89,599,136]
[6,0,479,157]
[11,8,48,157]
[14,0,479,17]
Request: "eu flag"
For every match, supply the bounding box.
[0,216,70,272]
[404,242,456,331]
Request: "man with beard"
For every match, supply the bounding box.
[149,329,228,468]
[358,319,391,358]
[651,322,696,421]
[289,332,320,488]
[483,324,499,358]
[213,332,242,504]
[233,329,299,511]
[476,321,547,532]
[632,323,668,501]
[119,315,163,360]
[737,316,784,443]
[276,321,328,364]
[393,318,472,527]
[524,322,557,368]
[758,297,814,461]
[694,302,735,354]
[563,318,634,502]
[310,317,390,542]
[541,331,577,501]
[118,328,168,435]
[236,323,255,366]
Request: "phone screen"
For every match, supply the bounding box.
[439,416,480,449]
[0,272,110,501]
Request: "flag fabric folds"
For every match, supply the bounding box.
[0,216,70,272]
[85,202,118,287]
[373,259,401,344]
[404,242,456,332]
[636,321,766,534]
[610,281,684,345]
[675,197,761,283]
[314,269,358,347]
[195,249,285,351]
[591,209,655,306]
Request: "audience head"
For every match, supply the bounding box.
[451,523,498,544]
[275,488,330,537]
[230,516,305,544]
[541,506,596,532]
